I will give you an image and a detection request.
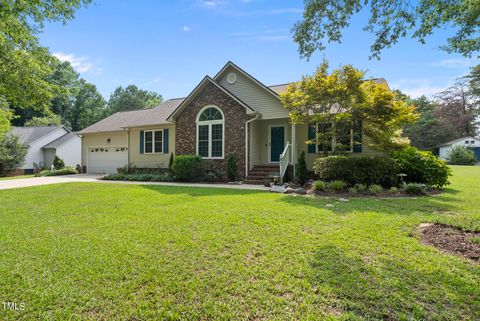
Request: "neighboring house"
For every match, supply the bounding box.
[78,61,385,182]
[11,126,81,173]
[438,136,480,161]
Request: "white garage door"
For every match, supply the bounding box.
[87,147,128,174]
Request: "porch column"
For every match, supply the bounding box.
[291,123,296,175]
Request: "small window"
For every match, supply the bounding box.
[471,140,475,144]
[144,130,163,154]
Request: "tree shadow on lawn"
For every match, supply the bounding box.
[276,189,461,217]
[141,184,267,197]
[309,244,480,320]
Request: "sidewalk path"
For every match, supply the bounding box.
[0,174,268,191]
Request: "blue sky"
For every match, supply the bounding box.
[39,0,478,100]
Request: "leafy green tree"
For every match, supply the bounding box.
[293,0,480,59]
[68,79,106,131]
[0,135,28,176]
[25,114,63,127]
[295,150,308,185]
[0,97,13,138]
[0,0,93,122]
[447,145,476,165]
[107,85,163,114]
[48,59,81,120]
[280,62,417,153]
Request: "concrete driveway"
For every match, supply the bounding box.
[0,174,268,191]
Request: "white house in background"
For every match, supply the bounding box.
[438,136,480,161]
[11,126,81,173]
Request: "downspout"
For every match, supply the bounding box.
[245,112,261,178]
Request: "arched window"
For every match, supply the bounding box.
[196,106,224,159]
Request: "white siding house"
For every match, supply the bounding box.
[438,136,480,161]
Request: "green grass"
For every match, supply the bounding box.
[0,166,479,320]
[0,174,34,181]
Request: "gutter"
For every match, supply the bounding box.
[245,112,261,178]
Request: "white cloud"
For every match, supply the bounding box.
[52,52,98,74]
[266,8,302,15]
[183,25,192,32]
[432,59,476,69]
[391,78,453,98]
[197,0,226,8]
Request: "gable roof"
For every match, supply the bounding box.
[78,98,184,134]
[167,76,253,120]
[214,61,281,99]
[11,126,67,145]
[42,132,78,149]
[438,136,478,147]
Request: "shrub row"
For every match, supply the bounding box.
[447,145,477,165]
[36,167,78,177]
[313,156,399,188]
[103,173,174,182]
[313,179,427,195]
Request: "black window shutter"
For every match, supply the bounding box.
[307,124,316,154]
[140,130,144,154]
[352,120,363,153]
[163,129,169,154]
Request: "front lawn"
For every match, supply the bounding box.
[0,166,479,320]
[0,174,35,181]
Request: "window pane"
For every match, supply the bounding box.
[211,124,223,157]
[199,107,223,121]
[145,131,153,153]
[154,130,163,153]
[198,125,209,157]
[317,123,332,152]
[336,122,352,151]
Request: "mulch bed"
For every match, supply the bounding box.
[307,190,442,198]
[418,223,480,262]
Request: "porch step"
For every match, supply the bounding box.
[245,164,281,185]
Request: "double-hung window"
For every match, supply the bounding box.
[196,106,224,159]
[144,129,163,154]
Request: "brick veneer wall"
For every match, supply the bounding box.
[175,82,248,179]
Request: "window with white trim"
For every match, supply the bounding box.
[196,106,224,158]
[144,129,163,154]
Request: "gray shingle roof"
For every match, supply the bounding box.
[78,98,185,134]
[42,132,78,149]
[11,126,64,145]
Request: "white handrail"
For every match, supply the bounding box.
[279,142,291,184]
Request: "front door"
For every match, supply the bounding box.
[269,126,285,162]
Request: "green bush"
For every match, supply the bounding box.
[226,154,237,181]
[313,156,399,187]
[53,155,65,170]
[295,150,309,184]
[168,153,174,171]
[355,183,367,192]
[36,167,77,177]
[0,134,28,176]
[389,187,398,194]
[348,186,358,193]
[447,145,476,165]
[391,147,451,188]
[404,183,427,195]
[369,184,383,194]
[202,160,224,182]
[313,180,327,191]
[102,173,173,182]
[328,180,346,192]
[171,155,203,181]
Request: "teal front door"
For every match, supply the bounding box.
[270,126,285,162]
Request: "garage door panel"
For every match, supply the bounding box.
[88,147,127,173]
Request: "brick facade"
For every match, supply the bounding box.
[175,82,249,179]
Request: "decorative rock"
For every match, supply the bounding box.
[284,187,294,194]
[338,198,349,202]
[270,185,286,193]
[293,188,307,195]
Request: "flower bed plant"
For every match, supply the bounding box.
[35,167,78,177]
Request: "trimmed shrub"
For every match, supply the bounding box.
[102,173,173,182]
[355,183,367,192]
[389,187,399,194]
[202,160,224,182]
[404,183,427,195]
[348,186,358,193]
[391,147,451,188]
[226,154,237,181]
[369,184,382,194]
[53,156,65,170]
[295,150,309,184]
[313,180,327,191]
[313,156,399,187]
[168,153,174,171]
[36,167,77,177]
[447,145,476,165]
[329,180,346,192]
[171,155,203,181]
